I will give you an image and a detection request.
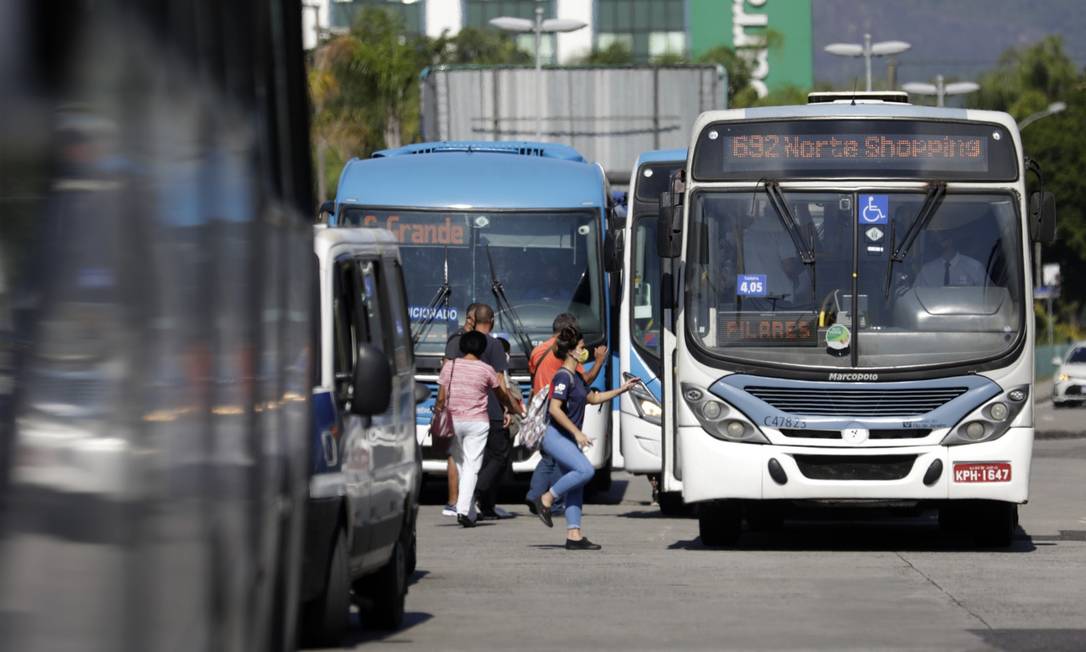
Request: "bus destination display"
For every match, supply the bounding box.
[726,133,988,171]
[692,119,1016,181]
[718,312,819,347]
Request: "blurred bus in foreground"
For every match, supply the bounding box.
[1,1,314,650]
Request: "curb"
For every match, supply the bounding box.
[1036,430,1086,440]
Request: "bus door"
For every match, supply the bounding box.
[657,169,686,496]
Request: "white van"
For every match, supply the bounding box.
[301,226,427,645]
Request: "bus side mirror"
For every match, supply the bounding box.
[657,191,683,259]
[318,200,335,224]
[414,381,431,405]
[1029,191,1056,245]
[350,344,392,416]
[604,228,623,272]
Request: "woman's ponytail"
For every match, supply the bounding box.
[553,325,582,360]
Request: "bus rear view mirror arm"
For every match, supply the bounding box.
[1029,191,1056,245]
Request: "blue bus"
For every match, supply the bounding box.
[615,148,687,512]
[328,141,618,488]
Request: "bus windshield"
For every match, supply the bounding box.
[342,208,604,357]
[685,191,1023,370]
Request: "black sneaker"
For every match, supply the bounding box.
[525,497,539,516]
[565,537,602,550]
[531,496,553,528]
[479,508,513,520]
[457,514,477,528]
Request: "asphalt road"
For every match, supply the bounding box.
[1035,379,1086,437]
[312,434,1086,652]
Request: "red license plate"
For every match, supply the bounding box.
[953,462,1012,483]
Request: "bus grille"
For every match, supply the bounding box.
[746,386,967,417]
[793,454,917,481]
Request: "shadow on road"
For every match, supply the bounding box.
[338,611,435,646]
[419,475,629,506]
[970,629,1086,651]
[667,518,1040,553]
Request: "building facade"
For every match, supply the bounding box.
[302,0,812,95]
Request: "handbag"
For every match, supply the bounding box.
[429,360,456,440]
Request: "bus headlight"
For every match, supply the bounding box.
[629,382,662,425]
[942,385,1028,446]
[681,382,768,444]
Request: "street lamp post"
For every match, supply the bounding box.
[901,75,980,107]
[1016,101,1067,294]
[489,7,586,139]
[1019,101,1067,131]
[824,33,911,92]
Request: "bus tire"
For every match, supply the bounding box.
[938,502,968,534]
[404,511,418,577]
[587,466,612,497]
[300,528,350,646]
[698,500,742,547]
[658,491,688,517]
[359,538,407,630]
[973,501,1018,548]
[745,501,785,532]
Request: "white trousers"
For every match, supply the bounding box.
[451,420,490,518]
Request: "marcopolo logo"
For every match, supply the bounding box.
[828,372,880,382]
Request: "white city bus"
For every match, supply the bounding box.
[616,148,686,513]
[657,92,1056,547]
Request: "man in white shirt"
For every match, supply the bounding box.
[916,231,988,287]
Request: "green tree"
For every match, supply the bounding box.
[436,26,532,66]
[309,7,435,194]
[575,42,635,65]
[972,36,1079,120]
[969,36,1086,327]
[695,45,752,102]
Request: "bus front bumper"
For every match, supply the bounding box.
[678,426,1032,504]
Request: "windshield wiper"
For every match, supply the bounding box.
[411,245,451,347]
[883,181,947,297]
[484,244,534,360]
[763,181,817,295]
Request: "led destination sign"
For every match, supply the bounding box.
[719,312,819,347]
[693,119,1017,181]
[357,213,469,246]
[726,133,988,169]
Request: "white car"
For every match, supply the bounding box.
[1052,343,1086,407]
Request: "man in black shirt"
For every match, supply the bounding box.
[445,303,519,519]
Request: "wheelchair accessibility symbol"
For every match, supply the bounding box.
[859,194,889,225]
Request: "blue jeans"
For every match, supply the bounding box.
[527,453,564,509]
[540,425,595,530]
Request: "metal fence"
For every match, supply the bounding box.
[420,65,726,183]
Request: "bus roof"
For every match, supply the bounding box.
[636,148,687,165]
[335,150,606,211]
[373,140,585,162]
[693,102,1016,133]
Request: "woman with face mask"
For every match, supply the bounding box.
[529,326,639,549]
